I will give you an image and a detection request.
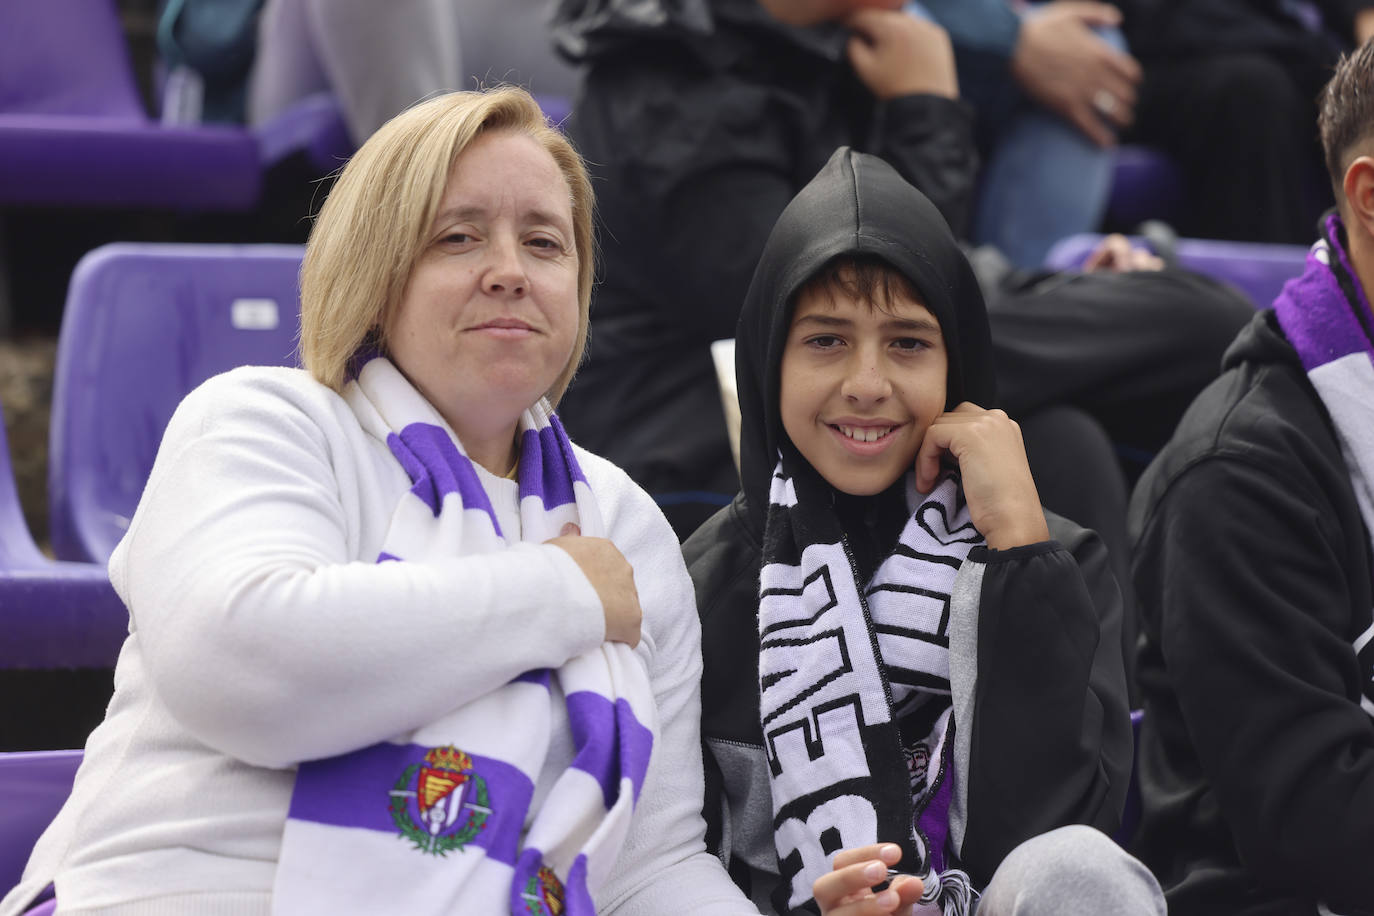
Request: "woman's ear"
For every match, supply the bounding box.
[1341,156,1374,240]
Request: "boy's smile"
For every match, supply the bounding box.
[779,279,948,496]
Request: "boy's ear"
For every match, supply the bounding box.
[1341,156,1374,240]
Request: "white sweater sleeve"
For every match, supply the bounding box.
[583,455,760,915]
[109,371,606,768]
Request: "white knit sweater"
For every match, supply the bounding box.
[1,367,756,916]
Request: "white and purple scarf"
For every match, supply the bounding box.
[1273,212,1374,716]
[758,451,978,916]
[271,355,657,915]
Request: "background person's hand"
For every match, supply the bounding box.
[757,0,902,27]
[1083,233,1165,273]
[1010,1,1141,147]
[846,9,958,100]
[545,523,643,647]
[915,403,1050,550]
[814,843,924,916]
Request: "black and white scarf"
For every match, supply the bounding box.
[758,448,980,915]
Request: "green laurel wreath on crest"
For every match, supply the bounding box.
[389,763,491,856]
[524,873,551,916]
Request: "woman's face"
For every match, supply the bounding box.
[387,129,579,473]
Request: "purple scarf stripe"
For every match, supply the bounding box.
[345,344,386,383]
[1326,213,1374,347]
[564,856,596,916]
[915,747,956,875]
[515,669,553,687]
[287,741,532,866]
[1275,214,1374,372]
[566,692,655,807]
[516,417,587,511]
[388,423,501,535]
[377,551,401,563]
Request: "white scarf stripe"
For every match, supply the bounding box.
[1310,354,1374,572]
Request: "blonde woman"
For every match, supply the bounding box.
[1,87,756,916]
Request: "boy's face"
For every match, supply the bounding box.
[779,282,947,496]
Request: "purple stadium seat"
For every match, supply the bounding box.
[1115,708,1144,848]
[0,403,126,670]
[49,243,306,566]
[253,91,354,174]
[0,1,355,211]
[1044,233,1310,309]
[0,749,81,902]
[1105,146,1185,230]
[0,0,260,210]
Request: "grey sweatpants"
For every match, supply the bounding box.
[975,825,1165,915]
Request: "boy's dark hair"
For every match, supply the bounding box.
[798,254,924,313]
[1318,40,1374,191]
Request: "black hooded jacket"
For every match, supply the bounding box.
[681,149,1133,910]
[1129,309,1374,915]
[551,0,978,515]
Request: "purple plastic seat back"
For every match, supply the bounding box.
[0,0,261,210]
[253,91,354,172]
[0,403,126,670]
[1106,146,1185,229]
[0,0,144,120]
[0,750,81,900]
[0,406,46,573]
[50,243,306,566]
[1044,233,1310,309]
[1114,708,1144,848]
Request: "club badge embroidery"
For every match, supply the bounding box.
[388,745,491,855]
[520,864,566,916]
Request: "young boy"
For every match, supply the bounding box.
[1127,43,1374,915]
[682,147,1163,915]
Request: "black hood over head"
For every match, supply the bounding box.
[735,147,996,528]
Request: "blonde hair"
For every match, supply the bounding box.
[299,86,595,403]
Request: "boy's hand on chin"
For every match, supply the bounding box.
[914,403,1051,550]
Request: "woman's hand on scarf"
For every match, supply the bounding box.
[546,523,643,647]
[813,843,923,916]
[914,403,1050,550]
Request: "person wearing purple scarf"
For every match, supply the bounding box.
[1128,41,1374,916]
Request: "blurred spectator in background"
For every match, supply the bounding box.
[157,0,264,124]
[162,0,578,146]
[248,0,463,144]
[1117,0,1374,243]
[248,0,576,144]
[917,0,1141,267]
[552,0,976,539]
[551,0,1254,696]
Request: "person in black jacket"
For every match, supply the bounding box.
[1117,0,1374,243]
[682,146,1163,916]
[549,0,1255,703]
[1129,42,1374,915]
